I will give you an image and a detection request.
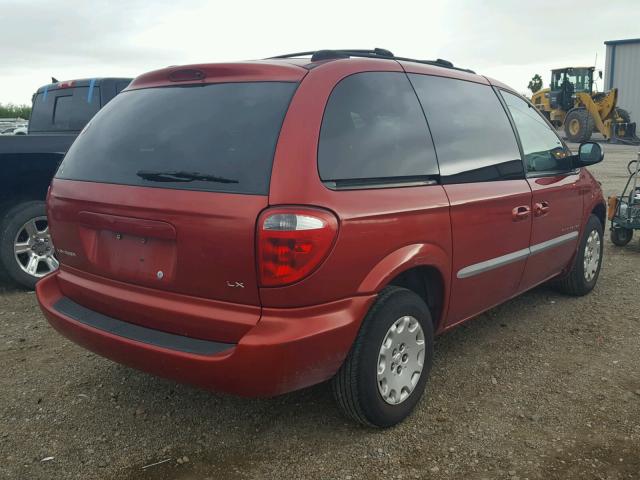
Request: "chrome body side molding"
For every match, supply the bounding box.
[457,231,579,279]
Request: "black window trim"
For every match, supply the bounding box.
[317,70,442,191]
[496,87,579,178]
[323,175,439,190]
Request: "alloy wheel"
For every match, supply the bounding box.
[13,216,58,278]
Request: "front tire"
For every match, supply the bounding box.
[332,287,434,427]
[553,215,603,296]
[564,108,595,143]
[0,201,58,289]
[610,226,633,246]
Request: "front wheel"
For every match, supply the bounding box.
[610,226,633,246]
[564,108,595,143]
[332,287,434,427]
[0,201,59,289]
[552,215,603,296]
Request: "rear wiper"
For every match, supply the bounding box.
[136,170,239,184]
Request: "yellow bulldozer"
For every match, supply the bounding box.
[531,66,637,144]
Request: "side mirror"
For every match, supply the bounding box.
[575,142,604,167]
[598,70,603,79]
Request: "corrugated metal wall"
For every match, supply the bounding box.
[605,40,640,123]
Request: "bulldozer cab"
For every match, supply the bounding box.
[549,67,594,112]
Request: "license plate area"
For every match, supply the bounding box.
[76,212,177,286]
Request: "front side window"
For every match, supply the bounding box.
[318,72,438,186]
[551,72,563,91]
[500,91,571,174]
[409,74,523,184]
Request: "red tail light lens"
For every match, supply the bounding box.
[257,207,338,287]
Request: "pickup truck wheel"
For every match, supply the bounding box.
[552,215,603,296]
[0,201,58,289]
[332,287,434,427]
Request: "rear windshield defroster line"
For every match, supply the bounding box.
[56,82,299,195]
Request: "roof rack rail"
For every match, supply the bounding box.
[268,49,475,74]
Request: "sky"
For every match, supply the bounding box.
[1,0,639,105]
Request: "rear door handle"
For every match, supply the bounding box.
[534,201,550,217]
[512,205,531,221]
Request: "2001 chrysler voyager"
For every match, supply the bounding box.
[36,49,606,427]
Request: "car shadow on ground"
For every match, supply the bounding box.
[74,283,571,480]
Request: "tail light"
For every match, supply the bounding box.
[257,207,338,287]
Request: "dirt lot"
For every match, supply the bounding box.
[1,142,639,480]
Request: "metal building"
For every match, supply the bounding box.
[605,38,640,123]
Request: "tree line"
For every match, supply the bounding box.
[0,103,31,119]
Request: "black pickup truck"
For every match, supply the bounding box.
[0,77,131,288]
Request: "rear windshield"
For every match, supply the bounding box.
[56,82,298,195]
[30,87,101,133]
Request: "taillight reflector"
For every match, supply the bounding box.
[257,207,338,287]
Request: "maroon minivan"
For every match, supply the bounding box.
[37,49,606,427]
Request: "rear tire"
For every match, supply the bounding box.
[332,287,434,427]
[552,215,603,296]
[610,226,633,246]
[564,108,595,143]
[0,201,57,289]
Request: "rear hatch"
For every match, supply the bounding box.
[48,64,303,340]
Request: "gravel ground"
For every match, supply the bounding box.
[1,141,639,480]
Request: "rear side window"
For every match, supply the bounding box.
[30,87,101,133]
[56,82,298,195]
[409,74,523,184]
[500,90,570,174]
[318,72,438,186]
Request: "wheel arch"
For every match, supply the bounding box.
[357,243,450,332]
[591,201,606,228]
[0,196,47,220]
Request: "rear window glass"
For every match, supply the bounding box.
[318,72,438,185]
[30,87,101,133]
[56,82,297,195]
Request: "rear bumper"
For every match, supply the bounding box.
[37,271,375,396]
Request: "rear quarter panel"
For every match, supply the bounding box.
[265,58,452,322]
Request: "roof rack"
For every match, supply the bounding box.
[268,48,475,74]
